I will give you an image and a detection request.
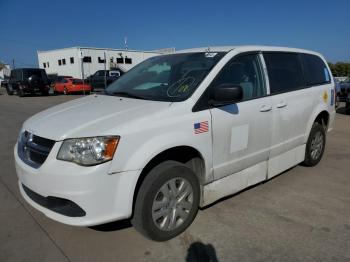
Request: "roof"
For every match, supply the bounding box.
[176,45,321,56]
[37,46,172,54]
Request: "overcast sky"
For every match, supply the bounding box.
[0,0,349,67]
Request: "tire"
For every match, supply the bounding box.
[346,102,350,114]
[132,160,200,241]
[303,122,326,167]
[6,86,13,95]
[18,88,24,97]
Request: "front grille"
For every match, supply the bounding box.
[18,131,55,168]
[22,184,86,217]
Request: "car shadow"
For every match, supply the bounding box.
[186,242,219,262]
[89,219,132,232]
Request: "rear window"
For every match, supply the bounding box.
[72,79,83,84]
[23,70,47,80]
[263,52,305,94]
[301,53,330,86]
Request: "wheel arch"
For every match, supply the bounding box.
[131,145,206,214]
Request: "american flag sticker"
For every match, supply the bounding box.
[194,121,209,134]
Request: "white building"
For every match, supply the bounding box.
[0,63,11,85]
[37,47,175,79]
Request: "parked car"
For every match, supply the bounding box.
[87,69,123,91]
[15,46,335,241]
[54,77,91,95]
[338,78,350,111]
[5,68,50,96]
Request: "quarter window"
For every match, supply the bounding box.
[301,53,330,86]
[263,52,305,94]
[211,54,266,101]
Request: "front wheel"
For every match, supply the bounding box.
[303,122,326,167]
[132,160,200,241]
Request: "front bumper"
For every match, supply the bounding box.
[14,143,141,226]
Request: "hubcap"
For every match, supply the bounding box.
[152,177,194,231]
[310,131,323,160]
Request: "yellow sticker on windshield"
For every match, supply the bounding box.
[323,91,328,103]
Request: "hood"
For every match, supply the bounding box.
[23,95,171,140]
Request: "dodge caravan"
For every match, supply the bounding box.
[15,46,335,241]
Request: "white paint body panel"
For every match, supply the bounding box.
[15,45,335,225]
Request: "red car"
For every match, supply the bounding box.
[54,77,91,95]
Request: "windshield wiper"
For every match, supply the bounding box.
[111,91,146,100]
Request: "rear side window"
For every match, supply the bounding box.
[301,53,330,86]
[263,52,305,94]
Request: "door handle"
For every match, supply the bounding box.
[260,105,272,112]
[276,101,287,108]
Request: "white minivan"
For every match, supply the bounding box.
[15,46,335,241]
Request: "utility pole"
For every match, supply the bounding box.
[104,51,107,89]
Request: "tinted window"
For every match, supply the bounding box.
[264,52,305,94]
[211,54,266,101]
[301,53,330,86]
[23,69,46,79]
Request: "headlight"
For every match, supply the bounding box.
[57,136,120,166]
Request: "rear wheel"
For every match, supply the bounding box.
[6,85,13,95]
[303,122,326,166]
[132,160,200,241]
[17,87,24,97]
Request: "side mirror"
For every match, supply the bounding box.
[209,84,243,107]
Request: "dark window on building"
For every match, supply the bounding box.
[98,57,106,63]
[210,53,266,101]
[125,57,132,64]
[116,57,124,64]
[301,53,330,86]
[43,63,46,68]
[62,59,66,65]
[263,52,305,94]
[70,57,74,64]
[47,62,49,68]
[83,56,92,63]
[58,59,62,66]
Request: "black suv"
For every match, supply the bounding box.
[5,68,50,96]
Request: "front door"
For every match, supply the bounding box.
[210,53,272,180]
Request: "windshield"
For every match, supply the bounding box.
[105,52,226,102]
